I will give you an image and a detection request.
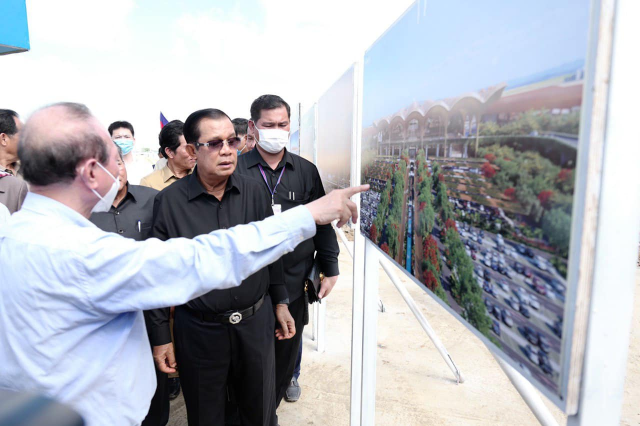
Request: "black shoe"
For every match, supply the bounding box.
[284,377,301,402]
[168,377,181,401]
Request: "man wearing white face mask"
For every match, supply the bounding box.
[108,121,152,185]
[0,102,368,426]
[237,95,341,411]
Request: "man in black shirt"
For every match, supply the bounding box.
[149,108,295,426]
[89,147,168,426]
[237,95,340,409]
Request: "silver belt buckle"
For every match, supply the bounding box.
[229,312,243,324]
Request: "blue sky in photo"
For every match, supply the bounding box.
[362,0,591,124]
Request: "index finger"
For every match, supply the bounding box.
[342,184,370,198]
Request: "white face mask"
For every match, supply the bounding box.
[255,125,289,154]
[85,162,119,213]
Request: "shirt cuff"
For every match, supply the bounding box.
[269,284,289,305]
[149,325,172,347]
[319,258,340,277]
[282,205,316,242]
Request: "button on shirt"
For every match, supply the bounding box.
[148,171,287,345]
[0,192,316,426]
[89,183,158,240]
[236,148,340,302]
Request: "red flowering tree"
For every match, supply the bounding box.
[423,235,440,273]
[444,218,457,231]
[481,162,496,178]
[504,187,516,200]
[418,201,426,212]
[557,169,572,182]
[484,153,496,163]
[438,173,444,182]
[381,243,390,254]
[369,224,378,243]
[423,270,438,291]
[538,190,554,208]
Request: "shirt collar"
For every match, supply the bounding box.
[19,192,94,228]
[245,148,295,171]
[161,164,193,183]
[187,167,241,201]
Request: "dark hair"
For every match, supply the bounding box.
[250,95,290,123]
[158,120,184,159]
[183,109,230,146]
[107,120,135,137]
[19,102,110,186]
[0,109,19,135]
[231,118,248,136]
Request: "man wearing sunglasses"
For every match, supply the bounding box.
[148,109,294,426]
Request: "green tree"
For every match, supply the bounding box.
[541,208,572,255]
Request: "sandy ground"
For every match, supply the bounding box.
[169,251,639,426]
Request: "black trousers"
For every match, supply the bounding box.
[141,365,169,426]
[274,295,306,408]
[174,297,277,426]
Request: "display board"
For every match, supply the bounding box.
[299,104,316,163]
[359,0,591,411]
[316,66,355,191]
[0,0,30,55]
[289,130,300,156]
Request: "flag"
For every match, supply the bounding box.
[160,112,169,129]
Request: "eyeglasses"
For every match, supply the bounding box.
[194,136,242,152]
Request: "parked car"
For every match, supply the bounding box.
[491,261,499,271]
[515,288,530,305]
[539,353,553,375]
[549,278,566,296]
[508,296,520,312]
[524,344,540,365]
[484,298,494,310]
[533,279,547,295]
[492,305,502,320]
[517,244,527,254]
[491,320,501,336]
[519,305,531,318]
[483,268,491,279]
[529,295,541,310]
[496,280,509,293]
[484,257,492,267]
[534,255,548,271]
[477,236,483,244]
[475,266,483,276]
[483,283,496,297]
[496,234,504,246]
[524,268,533,278]
[539,334,551,353]
[525,247,535,258]
[501,309,514,327]
[471,251,477,261]
[479,230,485,238]
[521,326,540,345]
[552,319,563,338]
[497,244,506,254]
[502,267,514,279]
[514,262,525,274]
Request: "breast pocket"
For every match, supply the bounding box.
[281,190,312,210]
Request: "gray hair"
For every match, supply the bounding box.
[19,102,110,186]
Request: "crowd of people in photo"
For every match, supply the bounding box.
[0,95,368,426]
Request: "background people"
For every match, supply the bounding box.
[108,120,152,184]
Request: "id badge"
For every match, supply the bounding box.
[272,204,282,215]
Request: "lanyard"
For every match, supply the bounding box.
[258,164,286,206]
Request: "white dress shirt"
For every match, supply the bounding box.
[0,192,315,426]
[0,203,9,225]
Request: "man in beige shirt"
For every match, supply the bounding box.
[140,120,195,191]
[0,110,28,213]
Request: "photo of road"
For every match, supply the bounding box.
[359,0,590,406]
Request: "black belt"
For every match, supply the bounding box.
[188,294,266,325]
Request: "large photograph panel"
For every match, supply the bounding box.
[360,0,590,408]
[317,66,355,191]
[299,105,316,163]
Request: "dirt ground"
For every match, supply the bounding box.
[169,250,639,426]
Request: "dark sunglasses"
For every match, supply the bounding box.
[194,137,242,152]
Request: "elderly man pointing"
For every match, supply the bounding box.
[0,103,366,426]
